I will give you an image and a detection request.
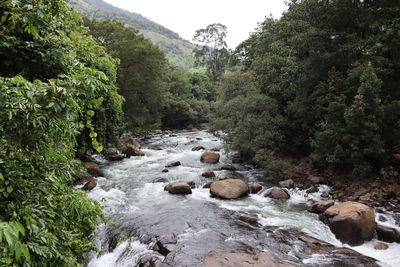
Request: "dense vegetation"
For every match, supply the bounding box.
[70,0,196,69]
[85,19,216,131]
[0,0,124,265]
[214,0,400,177]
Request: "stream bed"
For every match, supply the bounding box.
[86,130,400,267]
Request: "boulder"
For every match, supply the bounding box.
[264,187,290,200]
[119,134,144,157]
[192,146,205,151]
[82,161,104,177]
[124,144,145,157]
[373,242,389,250]
[309,200,335,214]
[251,183,263,194]
[200,152,220,164]
[308,175,325,184]
[202,171,216,178]
[165,161,181,168]
[210,179,249,199]
[82,178,97,191]
[376,225,400,243]
[221,164,237,171]
[202,251,295,267]
[320,202,376,245]
[152,177,169,183]
[164,182,192,195]
[162,169,169,173]
[279,179,294,188]
[153,129,163,134]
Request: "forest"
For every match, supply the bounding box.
[0,0,399,266]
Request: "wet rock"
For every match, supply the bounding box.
[309,200,335,214]
[376,225,400,243]
[152,177,169,183]
[73,172,93,185]
[251,183,263,194]
[82,177,97,191]
[124,144,145,157]
[378,215,388,222]
[162,169,169,173]
[200,152,220,163]
[306,186,319,194]
[373,242,389,250]
[192,146,205,151]
[202,251,295,267]
[279,179,294,188]
[82,161,104,177]
[264,187,290,200]
[164,182,192,195]
[108,153,125,161]
[321,192,330,198]
[210,179,249,199]
[153,241,170,256]
[165,161,181,168]
[308,175,325,184]
[196,137,203,140]
[202,171,216,178]
[153,129,163,134]
[320,202,376,245]
[203,182,213,189]
[211,147,220,152]
[221,164,237,171]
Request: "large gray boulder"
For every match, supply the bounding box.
[320,201,376,245]
[200,152,220,163]
[210,179,249,199]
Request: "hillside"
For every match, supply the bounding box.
[70,0,196,69]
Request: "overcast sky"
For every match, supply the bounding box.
[103,0,288,48]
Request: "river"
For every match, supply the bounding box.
[85,130,400,267]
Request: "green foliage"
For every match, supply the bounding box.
[193,23,230,81]
[0,0,123,265]
[216,0,400,176]
[85,19,167,131]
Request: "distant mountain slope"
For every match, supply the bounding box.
[70,0,195,69]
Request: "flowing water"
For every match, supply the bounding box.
[85,130,400,267]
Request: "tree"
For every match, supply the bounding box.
[193,23,229,81]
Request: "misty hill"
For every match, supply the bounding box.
[70,0,195,69]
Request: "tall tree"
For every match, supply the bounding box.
[193,23,229,81]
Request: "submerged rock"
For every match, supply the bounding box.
[192,146,205,151]
[203,251,294,267]
[250,183,263,194]
[165,161,181,168]
[210,179,249,199]
[373,242,389,250]
[200,152,220,163]
[320,201,376,245]
[264,187,290,200]
[202,171,216,178]
[82,178,97,191]
[164,182,192,195]
[221,164,237,171]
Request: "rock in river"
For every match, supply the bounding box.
[309,200,335,214]
[200,152,220,163]
[164,182,192,195]
[320,201,376,245]
[165,161,181,168]
[210,179,249,199]
[202,171,216,178]
[82,161,104,177]
[264,187,290,200]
